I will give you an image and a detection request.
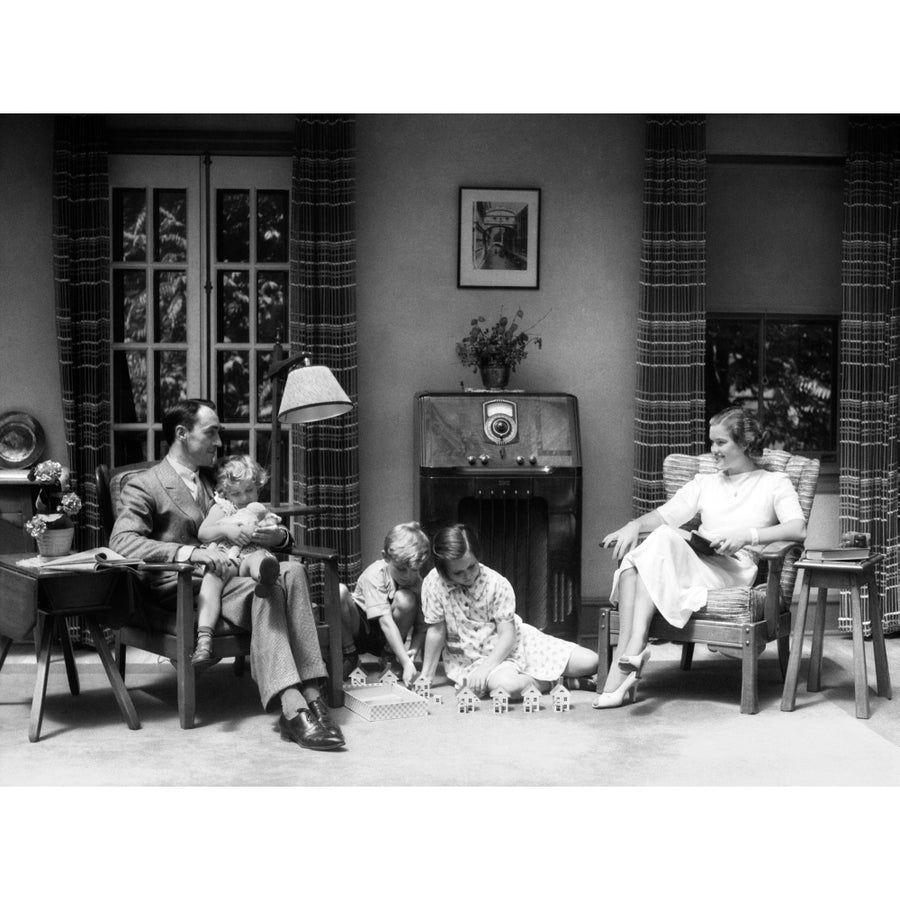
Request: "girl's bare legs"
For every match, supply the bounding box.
[485,665,540,700]
[602,567,657,692]
[562,645,600,678]
[390,588,427,659]
[193,572,224,664]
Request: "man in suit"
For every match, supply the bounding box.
[109,399,346,751]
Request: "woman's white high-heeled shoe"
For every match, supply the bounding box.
[592,671,639,709]
[617,646,651,678]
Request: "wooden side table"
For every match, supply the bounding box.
[781,554,892,718]
[0,554,140,741]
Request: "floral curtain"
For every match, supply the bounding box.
[289,115,362,590]
[52,114,112,645]
[839,117,900,635]
[633,117,708,515]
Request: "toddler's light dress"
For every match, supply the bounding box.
[422,563,575,686]
[610,468,804,628]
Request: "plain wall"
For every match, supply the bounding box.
[0,112,848,598]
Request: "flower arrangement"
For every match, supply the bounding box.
[24,459,83,538]
[455,308,545,373]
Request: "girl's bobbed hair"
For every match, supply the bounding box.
[431,523,481,580]
[215,454,269,493]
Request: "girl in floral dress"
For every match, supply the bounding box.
[418,524,598,698]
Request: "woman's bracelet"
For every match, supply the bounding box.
[749,527,759,545]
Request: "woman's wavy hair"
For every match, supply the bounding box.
[709,406,764,458]
[431,523,481,580]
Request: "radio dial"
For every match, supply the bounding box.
[479,454,490,465]
[529,455,538,465]
[467,455,477,465]
[516,455,525,465]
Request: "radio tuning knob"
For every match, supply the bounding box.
[516,455,525,465]
[467,455,477,465]
[529,455,538,465]
[479,454,490,465]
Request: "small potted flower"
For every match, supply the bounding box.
[24,459,83,557]
[456,308,545,389]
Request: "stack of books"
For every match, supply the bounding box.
[802,546,871,564]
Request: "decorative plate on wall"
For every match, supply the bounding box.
[0,411,45,469]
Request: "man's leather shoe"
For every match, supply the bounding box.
[308,698,346,745]
[278,710,344,751]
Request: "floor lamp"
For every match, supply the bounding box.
[266,339,352,506]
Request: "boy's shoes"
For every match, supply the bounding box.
[379,652,400,675]
[255,555,280,598]
[562,674,598,691]
[191,630,220,667]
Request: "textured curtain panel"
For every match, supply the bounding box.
[290,115,362,591]
[52,114,112,646]
[839,117,900,635]
[633,117,707,516]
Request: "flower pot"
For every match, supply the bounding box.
[36,526,75,558]
[479,365,510,389]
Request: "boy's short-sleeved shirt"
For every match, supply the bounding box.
[352,558,421,620]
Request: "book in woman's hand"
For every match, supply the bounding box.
[689,530,718,556]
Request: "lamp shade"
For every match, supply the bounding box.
[277,364,352,424]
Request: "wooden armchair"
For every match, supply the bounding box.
[598,449,820,714]
[96,462,343,729]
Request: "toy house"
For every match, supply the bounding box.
[522,685,542,713]
[379,668,399,685]
[490,687,510,714]
[348,667,367,687]
[456,685,480,713]
[413,677,433,699]
[550,682,571,712]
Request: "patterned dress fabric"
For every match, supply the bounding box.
[422,563,575,686]
[612,468,804,628]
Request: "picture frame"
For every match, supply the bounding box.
[457,187,541,289]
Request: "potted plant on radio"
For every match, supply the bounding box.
[456,308,545,389]
[24,459,83,557]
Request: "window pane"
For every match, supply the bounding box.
[257,272,287,344]
[764,321,836,452]
[257,190,288,262]
[155,271,187,342]
[217,189,250,263]
[113,350,147,422]
[113,270,147,342]
[112,188,147,262]
[221,430,249,459]
[705,319,759,421]
[154,189,187,263]
[218,350,250,422]
[257,350,274,422]
[114,432,149,465]
[218,270,250,342]
[155,350,187,421]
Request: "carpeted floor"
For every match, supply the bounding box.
[2,635,899,787]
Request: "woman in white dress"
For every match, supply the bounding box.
[596,407,807,709]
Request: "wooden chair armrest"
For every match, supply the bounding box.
[758,540,803,559]
[270,504,324,519]
[133,562,196,574]
[288,544,339,563]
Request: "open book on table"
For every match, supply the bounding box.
[15,548,144,573]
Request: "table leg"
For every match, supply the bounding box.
[781,578,812,711]
[58,615,80,697]
[866,572,892,700]
[849,582,870,719]
[85,617,140,731]
[29,616,55,742]
[807,586,828,692]
[0,635,12,674]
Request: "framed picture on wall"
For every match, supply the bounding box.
[457,187,541,289]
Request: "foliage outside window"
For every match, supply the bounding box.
[705,314,839,460]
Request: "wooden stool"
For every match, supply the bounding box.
[781,554,892,718]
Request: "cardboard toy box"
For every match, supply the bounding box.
[343,683,430,721]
